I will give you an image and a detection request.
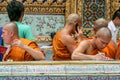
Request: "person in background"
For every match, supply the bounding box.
[52,13,83,60]
[0,27,3,61]
[108,8,120,44]
[72,27,112,60]
[92,18,108,33]
[1,22,45,61]
[92,18,117,59]
[6,0,34,41]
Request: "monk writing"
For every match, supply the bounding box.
[92,18,117,59]
[72,27,112,60]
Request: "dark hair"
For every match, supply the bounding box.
[50,32,56,39]
[6,1,24,21]
[112,8,120,20]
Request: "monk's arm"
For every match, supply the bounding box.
[71,41,94,60]
[12,39,45,60]
[22,43,45,60]
[63,35,77,54]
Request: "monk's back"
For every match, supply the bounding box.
[52,31,71,60]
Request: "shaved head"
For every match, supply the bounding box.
[94,18,108,32]
[96,27,111,39]
[3,22,18,35]
[66,13,81,24]
[2,22,19,44]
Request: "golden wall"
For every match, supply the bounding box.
[0,0,120,39]
[1,0,119,19]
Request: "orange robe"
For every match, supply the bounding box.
[76,38,116,59]
[89,40,116,59]
[3,38,44,61]
[116,40,120,59]
[90,40,116,59]
[101,40,117,59]
[52,31,72,60]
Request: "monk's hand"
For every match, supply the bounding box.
[94,53,107,60]
[97,51,114,60]
[11,39,24,48]
[75,30,83,41]
[105,57,114,60]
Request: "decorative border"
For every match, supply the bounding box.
[1,61,120,77]
[76,0,120,37]
[0,0,119,20]
[65,0,76,18]
[0,0,66,15]
[106,0,111,20]
[1,61,120,65]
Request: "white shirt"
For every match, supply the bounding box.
[108,20,118,44]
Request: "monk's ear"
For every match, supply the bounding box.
[9,31,14,37]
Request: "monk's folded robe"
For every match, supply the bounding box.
[76,38,116,59]
[101,40,116,59]
[115,40,120,59]
[3,38,45,61]
[52,31,76,60]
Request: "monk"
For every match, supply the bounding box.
[1,22,45,61]
[115,40,120,59]
[52,13,83,60]
[71,27,112,60]
[92,18,117,59]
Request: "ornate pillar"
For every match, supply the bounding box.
[106,0,111,20]
[65,0,77,18]
[106,0,120,21]
[77,0,83,17]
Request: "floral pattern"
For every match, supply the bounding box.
[0,14,65,36]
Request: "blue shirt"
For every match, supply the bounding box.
[0,27,3,61]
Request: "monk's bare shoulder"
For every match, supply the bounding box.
[78,40,91,49]
[61,34,74,45]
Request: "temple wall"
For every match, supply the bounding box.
[0,0,120,39]
[0,61,120,79]
[0,1,120,79]
[0,14,65,36]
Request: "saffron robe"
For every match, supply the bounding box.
[115,40,120,59]
[101,40,116,59]
[52,31,73,60]
[76,38,116,59]
[3,38,44,61]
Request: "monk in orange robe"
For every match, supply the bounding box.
[52,13,82,60]
[72,28,112,60]
[73,18,117,59]
[2,22,45,61]
[53,31,77,60]
[92,18,117,59]
[3,38,45,61]
[78,38,117,59]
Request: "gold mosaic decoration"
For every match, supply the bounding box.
[106,0,120,21]
[0,0,119,20]
[0,0,66,15]
[0,0,120,39]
